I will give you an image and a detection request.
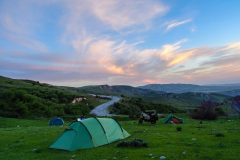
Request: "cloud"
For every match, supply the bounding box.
[143,79,161,84]
[165,18,192,31]
[85,39,125,75]
[59,0,169,52]
[0,0,239,86]
[168,50,194,66]
[167,42,240,83]
[89,0,168,30]
[1,40,240,85]
[62,0,168,30]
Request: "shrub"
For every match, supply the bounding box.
[215,107,226,116]
[0,82,97,118]
[109,97,182,118]
[176,126,182,132]
[215,132,225,137]
[191,101,219,120]
[117,139,148,148]
[232,96,240,115]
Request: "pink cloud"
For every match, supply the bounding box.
[2,40,240,86]
[1,1,239,86]
[143,79,161,84]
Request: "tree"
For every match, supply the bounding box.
[232,96,240,114]
[191,100,218,120]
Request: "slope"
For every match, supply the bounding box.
[139,84,240,93]
[0,76,105,118]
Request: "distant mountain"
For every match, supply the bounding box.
[220,89,240,97]
[78,85,165,96]
[139,84,240,94]
[78,84,231,109]
[210,83,240,86]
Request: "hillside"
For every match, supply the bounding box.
[78,85,231,109]
[139,84,240,93]
[0,76,234,118]
[220,89,240,97]
[78,85,165,96]
[0,76,106,118]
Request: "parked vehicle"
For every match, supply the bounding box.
[138,110,158,124]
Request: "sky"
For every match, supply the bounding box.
[0,0,240,86]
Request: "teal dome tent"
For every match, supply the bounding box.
[49,117,130,151]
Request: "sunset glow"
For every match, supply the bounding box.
[0,0,240,86]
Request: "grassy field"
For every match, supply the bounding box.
[0,116,240,160]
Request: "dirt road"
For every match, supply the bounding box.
[90,96,121,116]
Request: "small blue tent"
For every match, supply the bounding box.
[49,117,64,126]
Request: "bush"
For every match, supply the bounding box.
[109,97,181,118]
[215,132,225,137]
[176,126,182,132]
[191,101,219,120]
[117,139,148,148]
[232,96,240,115]
[0,86,94,118]
[215,107,226,116]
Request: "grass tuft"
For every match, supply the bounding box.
[215,132,225,137]
[176,126,182,131]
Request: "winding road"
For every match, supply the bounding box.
[90,96,121,116]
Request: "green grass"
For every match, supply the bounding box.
[0,116,240,160]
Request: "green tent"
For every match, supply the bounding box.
[163,114,183,124]
[49,117,130,151]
